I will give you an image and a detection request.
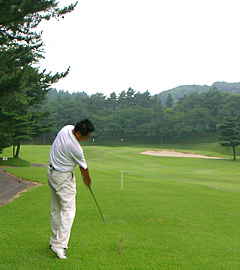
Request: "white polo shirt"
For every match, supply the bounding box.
[49,125,87,172]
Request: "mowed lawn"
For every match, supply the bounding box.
[0,144,240,268]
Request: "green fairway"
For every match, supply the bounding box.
[0,144,240,268]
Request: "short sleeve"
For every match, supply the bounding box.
[68,141,88,169]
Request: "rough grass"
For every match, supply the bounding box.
[0,144,240,268]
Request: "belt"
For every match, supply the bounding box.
[49,164,56,170]
[49,165,74,175]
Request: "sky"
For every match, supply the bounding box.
[38,0,240,97]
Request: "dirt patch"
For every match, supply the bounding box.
[0,168,41,206]
[140,150,227,159]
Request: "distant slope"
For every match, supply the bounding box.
[158,81,240,106]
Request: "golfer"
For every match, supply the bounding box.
[47,119,95,259]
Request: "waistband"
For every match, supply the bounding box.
[49,165,73,174]
[49,164,56,170]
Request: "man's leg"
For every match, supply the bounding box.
[47,167,62,247]
[48,170,76,249]
[57,174,76,249]
[49,185,61,245]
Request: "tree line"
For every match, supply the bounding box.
[35,87,240,147]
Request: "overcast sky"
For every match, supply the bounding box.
[38,0,240,97]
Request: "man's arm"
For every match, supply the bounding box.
[79,166,92,186]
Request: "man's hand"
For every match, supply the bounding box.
[79,166,92,186]
[83,177,91,186]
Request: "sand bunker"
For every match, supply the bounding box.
[140,150,227,159]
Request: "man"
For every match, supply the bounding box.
[47,119,95,259]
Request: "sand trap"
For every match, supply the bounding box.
[140,150,227,159]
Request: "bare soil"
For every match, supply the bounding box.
[140,150,227,159]
[0,164,45,206]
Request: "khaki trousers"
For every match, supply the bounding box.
[47,166,76,249]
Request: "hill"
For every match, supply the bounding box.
[158,81,240,106]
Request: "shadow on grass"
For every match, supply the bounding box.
[0,158,31,167]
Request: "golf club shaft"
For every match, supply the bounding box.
[89,186,107,225]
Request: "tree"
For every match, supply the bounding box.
[165,93,174,108]
[107,92,117,110]
[134,91,153,108]
[225,94,240,122]
[0,0,76,95]
[0,0,77,154]
[202,87,228,130]
[118,90,127,108]
[217,117,240,160]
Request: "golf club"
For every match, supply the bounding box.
[88,186,107,225]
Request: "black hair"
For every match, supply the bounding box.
[74,119,95,136]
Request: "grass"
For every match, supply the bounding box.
[0,157,31,167]
[0,143,240,268]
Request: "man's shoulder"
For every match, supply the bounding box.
[58,125,74,136]
[62,125,74,131]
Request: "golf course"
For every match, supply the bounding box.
[0,142,240,268]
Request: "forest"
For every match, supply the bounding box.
[34,86,240,145]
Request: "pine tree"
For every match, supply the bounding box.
[165,93,174,108]
[217,117,240,160]
[0,0,77,154]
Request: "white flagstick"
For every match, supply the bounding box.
[121,170,123,190]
